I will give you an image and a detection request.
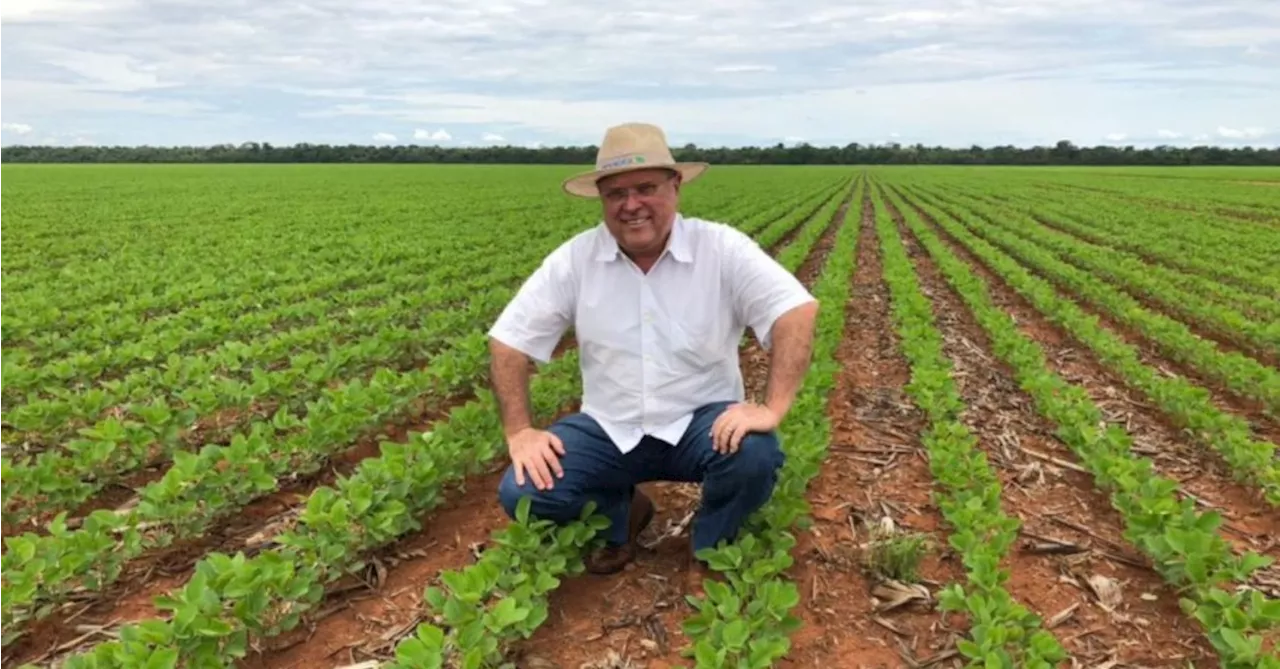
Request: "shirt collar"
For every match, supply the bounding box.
[595,213,692,264]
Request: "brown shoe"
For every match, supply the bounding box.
[585,489,654,574]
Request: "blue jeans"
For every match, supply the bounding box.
[497,401,785,552]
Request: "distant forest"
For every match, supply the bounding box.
[2,139,1279,166]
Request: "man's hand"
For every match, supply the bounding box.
[710,402,780,455]
[508,427,566,490]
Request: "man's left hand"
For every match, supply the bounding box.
[710,402,780,455]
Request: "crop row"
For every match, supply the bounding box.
[897,189,1280,505]
[0,182,846,644]
[32,355,582,669]
[927,185,1280,361]
[1015,185,1280,296]
[1024,182,1280,267]
[884,182,1280,668]
[4,266,517,439]
[1,328,492,643]
[952,187,1280,322]
[20,179,845,667]
[2,179,847,530]
[1024,183,1280,270]
[871,182,1067,666]
[2,194,560,341]
[2,288,514,527]
[903,190,1280,417]
[4,240,506,369]
[2,168,840,343]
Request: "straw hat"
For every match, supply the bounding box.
[562,122,710,198]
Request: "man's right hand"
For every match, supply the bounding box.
[508,427,565,491]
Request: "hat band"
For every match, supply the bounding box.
[597,153,653,170]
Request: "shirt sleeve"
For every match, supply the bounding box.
[488,244,576,363]
[726,230,816,350]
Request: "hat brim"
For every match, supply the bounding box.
[562,162,710,198]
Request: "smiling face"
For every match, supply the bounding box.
[596,168,682,264]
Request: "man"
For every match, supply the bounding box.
[488,122,818,577]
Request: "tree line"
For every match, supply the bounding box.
[2,139,1278,166]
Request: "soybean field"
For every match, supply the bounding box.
[2,163,1280,668]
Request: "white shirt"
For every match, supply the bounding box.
[488,213,815,453]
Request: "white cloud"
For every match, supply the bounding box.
[372,132,397,142]
[1216,126,1268,139]
[713,64,776,73]
[865,10,952,24]
[413,128,452,141]
[2,123,35,134]
[481,132,505,142]
[1,0,1277,147]
[1156,129,1183,139]
[0,0,135,21]
[1104,132,1128,142]
[41,49,170,92]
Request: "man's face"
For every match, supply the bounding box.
[597,168,681,259]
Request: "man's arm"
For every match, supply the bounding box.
[712,228,819,453]
[483,245,576,434]
[489,337,535,437]
[762,300,819,422]
[486,244,576,488]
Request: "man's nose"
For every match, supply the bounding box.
[623,192,644,210]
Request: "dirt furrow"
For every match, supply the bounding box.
[236,458,556,668]
[780,184,966,668]
[892,187,1280,552]
[765,184,847,257]
[888,188,1225,666]
[5,391,475,667]
[920,192,1280,439]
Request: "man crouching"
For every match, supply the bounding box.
[486,122,818,580]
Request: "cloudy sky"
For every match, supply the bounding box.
[2,0,1278,148]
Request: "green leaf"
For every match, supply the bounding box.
[694,639,724,668]
[723,619,749,650]
[145,648,179,669]
[488,598,530,629]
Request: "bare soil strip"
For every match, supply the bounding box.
[886,189,1220,666]
[780,185,962,668]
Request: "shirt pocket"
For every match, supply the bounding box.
[666,308,729,370]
